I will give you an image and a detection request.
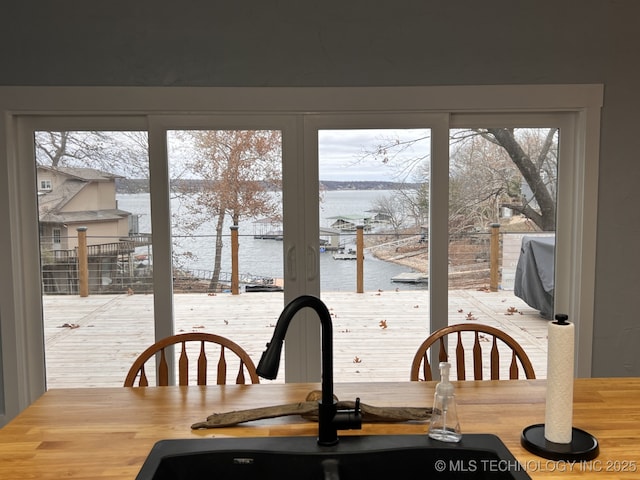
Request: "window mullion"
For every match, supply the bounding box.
[428,115,451,379]
[147,117,177,383]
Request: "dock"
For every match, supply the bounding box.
[391,272,429,284]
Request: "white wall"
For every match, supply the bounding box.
[1,0,639,379]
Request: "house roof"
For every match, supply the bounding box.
[37,165,122,181]
[39,209,130,225]
[325,215,372,221]
[38,180,87,215]
[36,165,130,222]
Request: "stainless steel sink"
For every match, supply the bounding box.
[136,434,531,479]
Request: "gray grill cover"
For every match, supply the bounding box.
[514,236,555,319]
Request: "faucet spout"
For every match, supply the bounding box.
[257,295,361,445]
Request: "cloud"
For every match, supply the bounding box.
[318,128,430,181]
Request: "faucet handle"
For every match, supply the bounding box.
[333,397,362,431]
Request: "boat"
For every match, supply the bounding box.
[244,277,284,292]
[333,248,357,260]
[244,284,284,292]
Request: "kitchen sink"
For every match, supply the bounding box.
[136,434,531,479]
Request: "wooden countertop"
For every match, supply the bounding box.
[0,378,638,479]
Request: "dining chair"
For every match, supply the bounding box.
[124,332,260,386]
[410,323,536,381]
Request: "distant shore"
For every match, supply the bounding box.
[116,178,421,194]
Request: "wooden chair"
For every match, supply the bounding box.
[410,323,536,381]
[124,332,260,386]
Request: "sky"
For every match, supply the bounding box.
[318,128,431,182]
[35,129,431,182]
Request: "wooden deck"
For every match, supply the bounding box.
[42,290,550,388]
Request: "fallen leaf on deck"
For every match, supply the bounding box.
[58,323,80,329]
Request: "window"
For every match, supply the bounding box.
[314,124,434,381]
[0,86,602,425]
[40,179,52,191]
[33,129,155,385]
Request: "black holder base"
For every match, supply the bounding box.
[521,424,599,461]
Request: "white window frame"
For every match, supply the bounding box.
[52,228,61,245]
[302,113,448,382]
[0,85,603,426]
[146,114,299,378]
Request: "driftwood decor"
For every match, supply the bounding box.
[191,390,432,429]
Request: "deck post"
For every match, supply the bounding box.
[77,226,89,297]
[490,223,500,292]
[230,226,239,295]
[356,225,364,293]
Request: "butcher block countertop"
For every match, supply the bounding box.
[1,378,639,479]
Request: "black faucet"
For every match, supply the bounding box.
[256,295,362,446]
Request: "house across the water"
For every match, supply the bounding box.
[326,210,391,232]
[325,214,372,232]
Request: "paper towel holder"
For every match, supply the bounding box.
[521,314,599,460]
[521,424,599,461]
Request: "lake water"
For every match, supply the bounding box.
[117,190,426,292]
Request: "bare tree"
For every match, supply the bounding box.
[452,128,558,231]
[35,131,150,178]
[352,132,431,234]
[402,162,429,228]
[371,193,409,238]
[489,128,557,230]
[174,130,282,291]
[449,130,521,235]
[366,128,558,232]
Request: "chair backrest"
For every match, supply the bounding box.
[124,332,260,386]
[410,323,536,381]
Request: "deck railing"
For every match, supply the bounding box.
[40,227,551,296]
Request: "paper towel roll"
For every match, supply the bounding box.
[544,318,575,443]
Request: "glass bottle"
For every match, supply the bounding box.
[428,361,462,442]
